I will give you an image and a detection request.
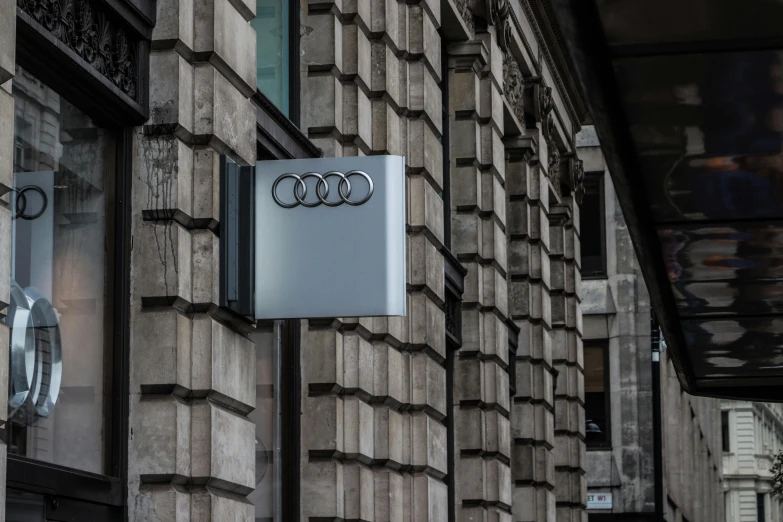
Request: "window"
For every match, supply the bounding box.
[251,0,292,116]
[581,172,606,277]
[758,493,767,522]
[7,65,118,474]
[722,411,731,452]
[585,342,610,447]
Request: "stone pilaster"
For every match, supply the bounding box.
[506,140,557,522]
[552,200,586,522]
[448,32,512,521]
[299,0,448,519]
[0,0,15,515]
[127,0,257,517]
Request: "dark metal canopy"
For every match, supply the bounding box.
[552,0,783,400]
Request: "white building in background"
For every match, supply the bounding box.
[723,402,783,522]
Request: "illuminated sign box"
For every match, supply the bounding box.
[254,156,406,319]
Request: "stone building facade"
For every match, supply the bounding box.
[578,128,724,522]
[723,401,783,522]
[0,0,588,520]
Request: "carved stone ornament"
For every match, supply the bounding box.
[547,138,561,196]
[471,0,512,52]
[570,157,585,205]
[503,51,524,123]
[18,0,139,100]
[536,83,554,122]
[456,0,475,35]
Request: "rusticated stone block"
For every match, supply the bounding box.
[343,396,374,461]
[409,292,446,359]
[190,317,255,412]
[375,407,404,465]
[191,488,253,522]
[132,484,190,522]
[189,230,217,304]
[409,175,445,247]
[0,0,14,84]
[303,395,344,454]
[485,410,511,459]
[483,360,509,413]
[373,341,405,405]
[193,63,255,164]
[301,9,343,72]
[148,52,194,137]
[457,408,485,452]
[485,459,511,506]
[412,412,447,476]
[193,0,257,96]
[411,351,446,418]
[408,118,443,189]
[153,0,194,56]
[409,61,442,134]
[375,469,404,522]
[131,309,191,393]
[190,401,254,494]
[412,474,447,522]
[343,333,373,395]
[343,462,374,521]
[409,234,445,303]
[302,326,343,390]
[302,460,344,520]
[412,5,440,77]
[133,396,191,480]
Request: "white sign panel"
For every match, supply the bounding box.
[255,155,406,319]
[587,492,613,510]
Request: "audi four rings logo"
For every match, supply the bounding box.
[272,171,374,208]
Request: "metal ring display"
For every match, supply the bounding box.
[272,170,374,208]
[295,172,326,208]
[24,287,63,418]
[3,282,62,420]
[7,282,35,411]
[14,185,48,220]
[272,173,302,209]
[341,171,374,206]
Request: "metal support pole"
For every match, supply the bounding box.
[651,314,665,522]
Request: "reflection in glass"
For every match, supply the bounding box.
[248,321,282,521]
[251,0,290,115]
[6,65,112,474]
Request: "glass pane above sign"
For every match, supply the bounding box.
[254,156,406,319]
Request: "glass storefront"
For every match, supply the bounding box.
[251,0,290,115]
[6,64,114,474]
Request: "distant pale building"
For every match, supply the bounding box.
[723,402,783,522]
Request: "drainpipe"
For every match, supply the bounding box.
[651,314,665,522]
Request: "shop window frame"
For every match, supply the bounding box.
[4,0,147,515]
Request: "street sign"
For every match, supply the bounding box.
[254,155,407,319]
[587,492,613,510]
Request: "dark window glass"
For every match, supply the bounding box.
[758,494,766,522]
[581,173,606,277]
[252,0,290,115]
[6,65,115,474]
[722,411,731,451]
[585,342,610,447]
